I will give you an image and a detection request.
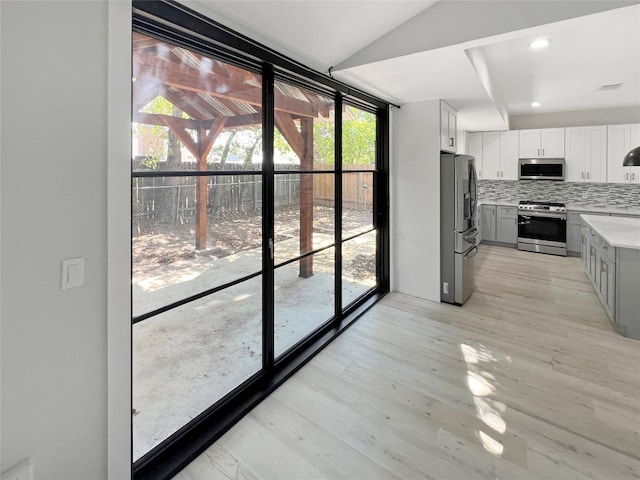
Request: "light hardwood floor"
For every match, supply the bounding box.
[174,245,640,479]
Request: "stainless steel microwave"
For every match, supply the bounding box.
[518,158,565,181]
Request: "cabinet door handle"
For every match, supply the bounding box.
[497,170,499,177]
[625,172,629,180]
[601,259,607,273]
[542,148,545,156]
[633,173,636,181]
[586,172,590,180]
[581,172,584,179]
[501,170,504,177]
[537,148,540,156]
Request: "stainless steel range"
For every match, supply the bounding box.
[517,201,567,256]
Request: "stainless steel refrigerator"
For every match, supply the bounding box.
[440,153,479,305]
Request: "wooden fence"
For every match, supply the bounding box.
[132,163,375,223]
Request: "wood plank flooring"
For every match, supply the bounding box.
[174,245,640,479]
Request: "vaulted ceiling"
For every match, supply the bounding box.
[184,0,640,131]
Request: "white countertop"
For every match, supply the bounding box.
[580,215,640,250]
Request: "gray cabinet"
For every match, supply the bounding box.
[496,206,517,244]
[568,211,590,255]
[581,219,640,339]
[598,245,616,320]
[480,205,496,242]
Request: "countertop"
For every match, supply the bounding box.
[478,199,640,216]
[580,215,640,250]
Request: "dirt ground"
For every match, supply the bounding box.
[132,205,377,459]
[133,205,374,280]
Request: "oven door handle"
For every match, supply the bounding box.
[518,210,566,219]
[517,221,530,226]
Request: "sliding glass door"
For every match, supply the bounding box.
[131,33,265,460]
[130,8,389,473]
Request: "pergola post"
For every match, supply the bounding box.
[299,117,314,278]
[195,128,208,250]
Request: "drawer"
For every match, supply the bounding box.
[498,206,517,215]
[600,237,615,261]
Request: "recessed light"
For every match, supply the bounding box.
[530,39,550,49]
[531,102,541,107]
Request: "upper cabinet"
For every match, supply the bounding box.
[565,126,607,183]
[482,132,501,180]
[467,131,518,180]
[467,132,483,177]
[518,128,565,158]
[607,124,640,184]
[440,101,457,153]
[499,130,519,180]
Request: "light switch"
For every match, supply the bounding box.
[62,257,85,290]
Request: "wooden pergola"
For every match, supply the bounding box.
[132,32,335,277]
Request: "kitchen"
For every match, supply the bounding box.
[463,124,640,339]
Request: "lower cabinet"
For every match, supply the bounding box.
[581,220,640,339]
[480,205,496,242]
[496,206,517,244]
[480,204,517,245]
[568,211,589,255]
[598,248,616,320]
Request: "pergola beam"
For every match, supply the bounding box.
[133,54,327,118]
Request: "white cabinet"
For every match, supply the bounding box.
[482,132,501,180]
[440,101,457,153]
[565,126,607,183]
[468,131,518,180]
[519,128,564,158]
[607,124,640,184]
[467,132,483,178]
[499,130,519,180]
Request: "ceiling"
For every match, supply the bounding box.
[184,1,640,131]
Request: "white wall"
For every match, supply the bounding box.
[392,100,441,302]
[1,2,109,478]
[510,106,640,130]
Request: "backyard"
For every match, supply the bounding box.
[132,204,376,459]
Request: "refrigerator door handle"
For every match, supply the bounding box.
[464,246,479,260]
[464,228,479,243]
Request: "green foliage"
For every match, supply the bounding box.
[312,106,376,166]
[140,156,160,169]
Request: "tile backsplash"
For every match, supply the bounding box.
[478,180,640,208]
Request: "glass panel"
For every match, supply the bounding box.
[274,173,335,265]
[275,248,335,357]
[343,105,376,171]
[133,276,262,460]
[132,175,262,317]
[274,80,335,171]
[132,32,263,173]
[342,172,374,238]
[342,231,377,308]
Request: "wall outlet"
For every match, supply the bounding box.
[1,459,33,480]
[442,282,449,294]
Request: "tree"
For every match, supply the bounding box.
[312,106,376,166]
